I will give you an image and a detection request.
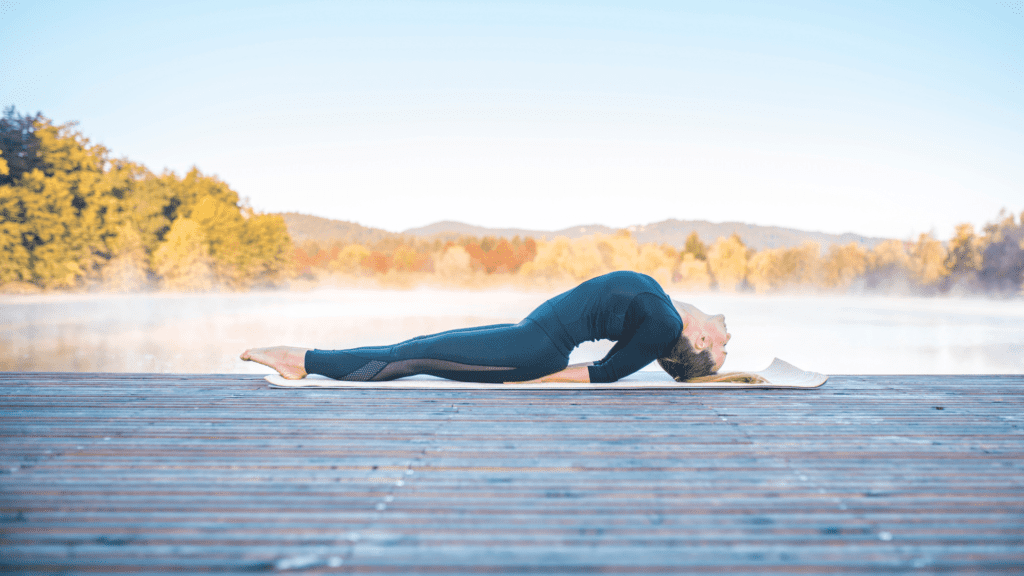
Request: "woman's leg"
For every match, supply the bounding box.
[304,319,568,383]
[319,324,517,357]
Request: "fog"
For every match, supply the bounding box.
[1,289,1021,376]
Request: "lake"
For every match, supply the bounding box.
[1,289,1021,375]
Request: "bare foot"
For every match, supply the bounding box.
[240,346,310,379]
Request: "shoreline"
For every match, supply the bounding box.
[2,285,1022,306]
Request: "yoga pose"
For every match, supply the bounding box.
[241,271,730,384]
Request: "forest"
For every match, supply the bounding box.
[0,108,292,292]
[1,108,1022,296]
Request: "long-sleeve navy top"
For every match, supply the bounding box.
[537,271,683,383]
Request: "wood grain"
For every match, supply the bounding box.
[1,372,1022,574]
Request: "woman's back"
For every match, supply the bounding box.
[545,271,679,345]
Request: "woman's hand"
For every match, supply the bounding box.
[513,363,592,384]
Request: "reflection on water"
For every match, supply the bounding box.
[1,289,1022,375]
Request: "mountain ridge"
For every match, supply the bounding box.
[279,212,889,251]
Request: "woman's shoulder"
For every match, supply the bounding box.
[631,291,682,325]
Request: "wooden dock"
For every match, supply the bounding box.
[1,372,1022,574]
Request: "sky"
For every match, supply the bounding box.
[1,0,1021,239]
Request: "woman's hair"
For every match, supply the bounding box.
[657,334,716,382]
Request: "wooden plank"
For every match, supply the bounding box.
[1,372,1022,574]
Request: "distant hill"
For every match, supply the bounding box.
[279,213,889,251]
[400,221,562,242]
[618,219,888,251]
[278,212,402,245]
[402,219,888,251]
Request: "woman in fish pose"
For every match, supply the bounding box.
[241,271,731,384]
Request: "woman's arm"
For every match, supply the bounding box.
[586,293,682,383]
[513,362,593,383]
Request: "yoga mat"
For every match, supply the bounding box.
[265,358,827,389]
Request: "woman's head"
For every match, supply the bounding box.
[658,301,731,381]
[657,334,716,381]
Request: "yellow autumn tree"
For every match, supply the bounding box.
[909,232,948,287]
[746,248,787,294]
[683,231,707,261]
[522,236,604,282]
[821,242,867,290]
[595,231,640,271]
[675,253,712,290]
[129,171,187,257]
[945,223,982,284]
[0,174,31,284]
[330,244,372,275]
[707,234,748,291]
[13,167,85,288]
[868,239,911,272]
[636,243,677,287]
[0,147,23,284]
[151,218,214,291]
[864,239,913,291]
[436,245,473,279]
[0,109,294,292]
[3,117,119,288]
[789,242,823,286]
[239,211,294,286]
[565,237,606,281]
[130,169,293,289]
[190,194,244,284]
[976,209,1024,293]
[101,223,149,292]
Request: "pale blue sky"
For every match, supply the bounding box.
[2,0,1021,238]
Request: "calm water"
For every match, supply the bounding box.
[1,289,1021,375]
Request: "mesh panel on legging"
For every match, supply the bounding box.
[304,319,568,383]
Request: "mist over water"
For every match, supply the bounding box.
[1,289,1021,376]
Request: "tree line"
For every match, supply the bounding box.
[293,213,1022,296]
[0,108,292,292]
[1,108,1021,296]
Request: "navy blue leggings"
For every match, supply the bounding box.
[304,318,570,383]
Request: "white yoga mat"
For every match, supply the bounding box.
[264,358,827,389]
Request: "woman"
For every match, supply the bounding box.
[241,271,730,383]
